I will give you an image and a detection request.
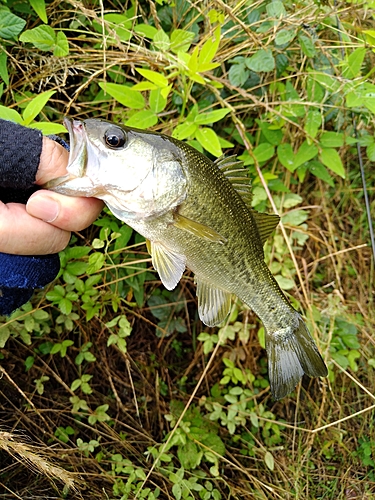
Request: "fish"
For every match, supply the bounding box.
[45,118,328,399]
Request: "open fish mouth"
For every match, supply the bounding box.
[43,118,88,189]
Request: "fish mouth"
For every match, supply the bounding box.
[43,118,88,189]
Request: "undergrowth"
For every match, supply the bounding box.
[0,0,374,498]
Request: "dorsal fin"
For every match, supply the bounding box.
[252,210,280,245]
[214,155,252,208]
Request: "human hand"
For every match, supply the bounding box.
[0,137,103,255]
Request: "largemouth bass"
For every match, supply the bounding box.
[46,118,328,399]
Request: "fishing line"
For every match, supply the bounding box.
[333,7,375,267]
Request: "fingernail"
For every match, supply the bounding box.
[27,195,60,223]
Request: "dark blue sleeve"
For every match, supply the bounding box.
[0,119,62,316]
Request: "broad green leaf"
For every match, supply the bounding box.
[87,252,105,275]
[194,109,230,125]
[132,81,158,91]
[125,110,158,129]
[275,276,295,290]
[54,31,69,57]
[282,209,308,226]
[277,143,294,170]
[298,34,316,57]
[153,29,170,51]
[253,142,275,163]
[228,63,249,87]
[283,193,303,208]
[305,109,321,141]
[246,49,275,73]
[342,47,366,79]
[275,29,295,46]
[28,0,47,23]
[308,160,335,187]
[367,142,375,161]
[137,68,168,88]
[0,51,8,85]
[266,1,286,18]
[319,132,344,148]
[309,71,341,93]
[198,26,221,67]
[170,29,195,53]
[30,122,67,134]
[320,148,345,178]
[22,90,55,125]
[294,141,318,169]
[172,122,197,140]
[20,25,55,51]
[257,120,283,145]
[99,82,145,109]
[264,451,275,471]
[0,11,26,39]
[134,24,158,39]
[149,87,167,113]
[196,127,222,157]
[103,13,132,42]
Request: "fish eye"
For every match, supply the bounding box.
[104,127,127,149]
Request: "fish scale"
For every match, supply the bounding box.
[45,118,328,399]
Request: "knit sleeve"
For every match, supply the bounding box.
[0,119,43,189]
[0,120,62,316]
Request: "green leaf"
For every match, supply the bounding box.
[319,132,344,148]
[137,68,168,88]
[22,90,55,125]
[87,252,105,274]
[342,47,366,79]
[20,25,55,51]
[98,82,145,109]
[125,110,158,129]
[305,109,321,141]
[198,26,221,68]
[153,29,170,51]
[275,29,295,46]
[228,63,249,87]
[194,109,230,125]
[266,1,286,18]
[54,31,69,57]
[0,11,26,39]
[264,451,275,471]
[277,143,294,170]
[149,87,167,113]
[134,24,158,40]
[170,29,195,53]
[0,51,9,86]
[30,122,67,134]
[282,209,308,226]
[0,105,22,124]
[195,127,222,157]
[320,148,345,178]
[172,122,197,140]
[253,142,275,163]
[275,275,295,290]
[293,141,318,170]
[246,49,275,73]
[298,34,316,57]
[71,379,81,392]
[28,0,47,23]
[103,13,132,42]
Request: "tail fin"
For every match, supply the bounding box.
[266,313,328,400]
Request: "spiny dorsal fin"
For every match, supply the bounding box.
[214,155,252,208]
[195,276,232,326]
[252,210,280,245]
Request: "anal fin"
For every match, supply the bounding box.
[195,277,232,326]
[150,241,186,291]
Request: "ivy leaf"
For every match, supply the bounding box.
[320,148,345,178]
[246,49,275,73]
[0,11,26,39]
[275,29,295,46]
[98,82,145,109]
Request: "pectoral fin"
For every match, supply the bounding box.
[149,241,186,291]
[173,213,226,244]
[195,277,232,326]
